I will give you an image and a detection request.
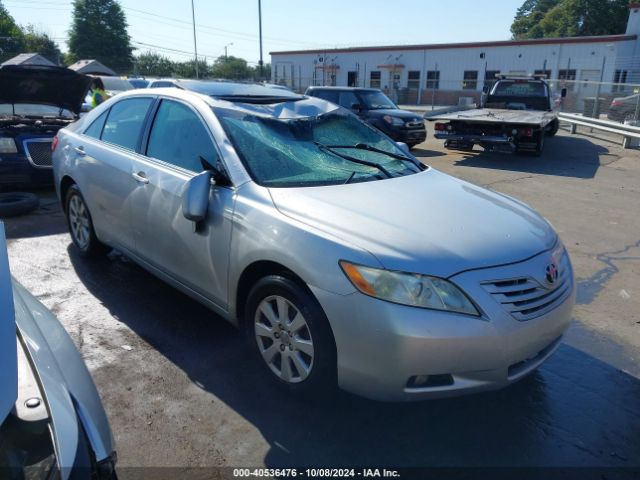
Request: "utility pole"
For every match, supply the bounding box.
[225,42,233,59]
[258,0,264,80]
[191,0,199,78]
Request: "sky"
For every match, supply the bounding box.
[6,0,525,65]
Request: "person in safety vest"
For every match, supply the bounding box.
[91,78,109,108]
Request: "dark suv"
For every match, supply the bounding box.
[305,87,426,148]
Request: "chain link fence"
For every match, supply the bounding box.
[273,74,640,125]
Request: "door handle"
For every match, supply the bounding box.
[74,146,86,156]
[132,171,149,184]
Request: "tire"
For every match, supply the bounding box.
[245,275,337,395]
[65,185,109,257]
[533,131,544,157]
[545,118,559,137]
[0,192,39,217]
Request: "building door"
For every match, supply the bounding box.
[578,69,601,111]
[347,71,358,87]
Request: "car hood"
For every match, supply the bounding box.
[0,65,92,115]
[0,224,17,425]
[269,169,557,278]
[367,108,422,121]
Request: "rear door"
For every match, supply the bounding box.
[130,98,233,308]
[76,97,155,251]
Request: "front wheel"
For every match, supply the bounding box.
[246,275,336,395]
[65,185,109,257]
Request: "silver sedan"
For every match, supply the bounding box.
[52,83,574,401]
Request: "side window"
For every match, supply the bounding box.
[338,91,359,109]
[146,100,218,173]
[102,98,153,151]
[315,90,339,104]
[83,110,108,139]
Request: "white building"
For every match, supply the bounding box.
[271,3,640,108]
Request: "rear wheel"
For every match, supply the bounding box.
[65,185,109,257]
[545,118,559,137]
[533,131,544,157]
[246,275,336,395]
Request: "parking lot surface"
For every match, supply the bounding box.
[4,125,640,473]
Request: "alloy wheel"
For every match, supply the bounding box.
[68,194,91,249]
[254,295,315,383]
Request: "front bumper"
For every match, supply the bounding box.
[311,250,575,401]
[392,126,427,145]
[0,155,53,189]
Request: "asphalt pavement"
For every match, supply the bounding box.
[3,125,640,476]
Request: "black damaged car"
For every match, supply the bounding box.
[0,65,91,190]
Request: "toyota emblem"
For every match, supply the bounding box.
[545,263,559,285]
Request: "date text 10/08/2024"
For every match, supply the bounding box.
[233,469,401,478]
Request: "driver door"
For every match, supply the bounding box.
[130,98,234,309]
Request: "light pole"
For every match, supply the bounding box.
[224,42,233,59]
[191,0,199,78]
[258,0,264,80]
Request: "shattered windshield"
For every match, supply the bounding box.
[215,109,419,187]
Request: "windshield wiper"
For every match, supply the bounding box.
[314,142,393,178]
[323,143,425,171]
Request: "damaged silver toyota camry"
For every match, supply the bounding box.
[0,223,117,479]
[52,83,574,401]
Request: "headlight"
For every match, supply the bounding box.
[340,261,480,316]
[0,138,17,154]
[382,115,404,126]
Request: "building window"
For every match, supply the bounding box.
[613,69,628,92]
[463,70,478,90]
[426,70,440,89]
[370,71,381,88]
[534,69,552,79]
[407,71,420,89]
[484,70,500,90]
[558,69,577,91]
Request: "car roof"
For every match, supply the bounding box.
[110,84,336,119]
[307,86,379,92]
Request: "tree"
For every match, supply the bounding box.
[68,0,133,73]
[22,25,62,64]
[511,0,630,39]
[210,55,252,80]
[133,52,175,77]
[0,1,24,62]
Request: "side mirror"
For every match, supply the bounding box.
[351,103,363,112]
[482,85,490,94]
[561,87,568,98]
[396,142,411,155]
[182,171,213,222]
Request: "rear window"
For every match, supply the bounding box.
[492,81,547,97]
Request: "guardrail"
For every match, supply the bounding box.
[558,112,640,148]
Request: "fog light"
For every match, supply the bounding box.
[413,375,429,386]
[406,374,455,389]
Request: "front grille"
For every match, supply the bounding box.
[405,121,425,129]
[24,140,53,168]
[481,251,571,321]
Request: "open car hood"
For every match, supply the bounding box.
[0,224,17,425]
[0,65,92,115]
